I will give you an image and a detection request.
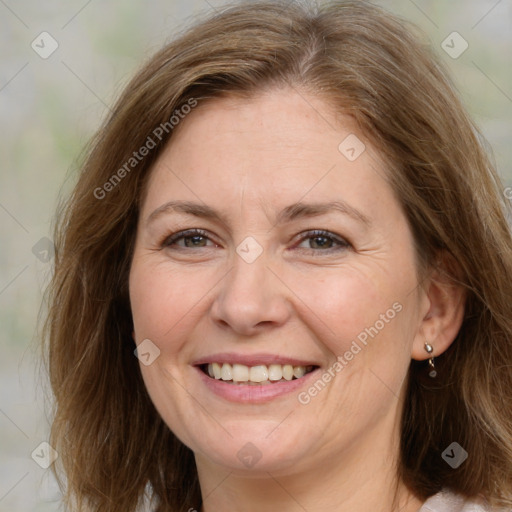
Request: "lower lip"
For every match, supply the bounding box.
[194,366,320,403]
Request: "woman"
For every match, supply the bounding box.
[43,1,512,511]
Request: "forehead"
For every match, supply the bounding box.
[141,89,397,224]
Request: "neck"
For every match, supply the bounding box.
[198,464,422,512]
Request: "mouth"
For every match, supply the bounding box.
[198,363,319,385]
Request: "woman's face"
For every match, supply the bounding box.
[129,88,429,477]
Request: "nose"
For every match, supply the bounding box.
[210,251,292,336]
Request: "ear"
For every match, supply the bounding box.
[411,250,466,360]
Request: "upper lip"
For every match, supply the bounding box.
[192,352,320,367]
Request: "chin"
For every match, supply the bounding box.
[190,422,314,474]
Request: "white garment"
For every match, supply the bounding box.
[419,489,510,512]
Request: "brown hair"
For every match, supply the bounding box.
[42,0,512,510]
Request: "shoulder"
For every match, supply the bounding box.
[419,489,509,512]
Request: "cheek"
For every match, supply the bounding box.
[288,269,386,351]
[292,264,415,377]
[129,260,207,343]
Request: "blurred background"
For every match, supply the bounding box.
[0,0,511,510]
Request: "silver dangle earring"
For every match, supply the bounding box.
[424,342,437,378]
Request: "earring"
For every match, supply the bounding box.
[424,342,437,378]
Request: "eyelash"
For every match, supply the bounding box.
[160,228,351,255]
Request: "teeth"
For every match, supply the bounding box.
[249,365,268,382]
[205,363,313,384]
[212,362,222,379]
[268,364,282,381]
[282,365,294,381]
[220,363,232,381]
[232,363,249,382]
[293,366,306,378]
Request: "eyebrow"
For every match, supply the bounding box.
[146,199,371,228]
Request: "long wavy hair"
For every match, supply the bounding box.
[42,1,512,510]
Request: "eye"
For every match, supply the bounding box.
[294,230,350,254]
[160,228,350,254]
[161,229,218,249]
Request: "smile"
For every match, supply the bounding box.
[201,363,317,384]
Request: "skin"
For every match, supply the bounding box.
[129,88,465,512]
